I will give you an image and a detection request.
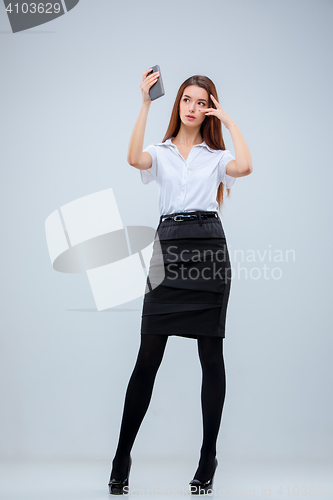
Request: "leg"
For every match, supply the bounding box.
[110,333,168,480]
[194,335,226,482]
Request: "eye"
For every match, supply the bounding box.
[183,98,206,105]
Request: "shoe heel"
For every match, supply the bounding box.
[189,457,218,495]
[108,455,132,495]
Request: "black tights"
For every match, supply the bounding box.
[111,334,226,482]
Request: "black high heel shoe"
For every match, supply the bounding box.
[189,457,218,495]
[108,455,132,495]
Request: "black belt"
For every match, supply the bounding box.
[160,211,219,222]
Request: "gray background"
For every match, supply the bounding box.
[0,0,332,488]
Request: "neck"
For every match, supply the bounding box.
[172,125,203,146]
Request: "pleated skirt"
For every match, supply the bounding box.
[140,211,232,339]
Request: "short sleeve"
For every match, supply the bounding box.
[140,145,157,184]
[218,149,236,189]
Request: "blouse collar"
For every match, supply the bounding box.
[158,137,217,153]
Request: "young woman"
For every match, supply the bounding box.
[108,68,253,495]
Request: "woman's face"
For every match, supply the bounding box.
[179,85,209,128]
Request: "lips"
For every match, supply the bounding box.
[186,115,196,120]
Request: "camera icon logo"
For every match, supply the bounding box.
[3,0,80,33]
[45,188,164,310]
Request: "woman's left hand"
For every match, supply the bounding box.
[199,94,235,129]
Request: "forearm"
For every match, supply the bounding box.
[227,122,253,172]
[127,102,151,165]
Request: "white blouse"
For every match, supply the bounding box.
[140,137,236,216]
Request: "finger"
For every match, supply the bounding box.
[149,78,158,88]
[210,95,220,107]
[148,74,159,83]
[141,75,159,91]
[145,73,159,84]
[146,68,159,77]
[142,69,159,82]
[142,69,152,81]
[141,76,158,90]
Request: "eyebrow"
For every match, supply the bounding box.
[183,94,207,102]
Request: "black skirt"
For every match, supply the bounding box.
[140,211,232,339]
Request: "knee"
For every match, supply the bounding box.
[199,352,224,373]
[133,354,162,379]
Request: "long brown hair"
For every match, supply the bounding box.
[162,75,231,213]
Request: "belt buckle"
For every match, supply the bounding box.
[173,215,184,221]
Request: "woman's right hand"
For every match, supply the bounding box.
[140,68,160,104]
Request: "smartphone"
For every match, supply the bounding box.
[147,65,165,101]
